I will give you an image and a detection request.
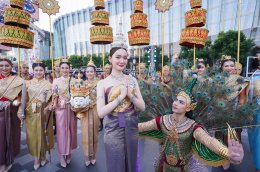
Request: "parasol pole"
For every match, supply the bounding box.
[237,0,241,63]
[193,44,196,67]
[102,45,105,67]
[49,15,54,79]
[161,12,165,78]
[18,47,21,76]
[91,45,93,61]
[138,48,141,72]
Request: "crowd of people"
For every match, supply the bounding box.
[0,45,259,172]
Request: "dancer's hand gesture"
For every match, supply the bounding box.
[228,138,244,164]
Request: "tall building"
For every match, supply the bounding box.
[53,0,260,58]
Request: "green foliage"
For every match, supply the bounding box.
[68,55,84,69]
[179,30,255,66]
[210,30,255,65]
[66,54,109,69]
[179,40,212,65]
[42,59,52,70]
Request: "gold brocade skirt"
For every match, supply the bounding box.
[25,102,54,159]
[79,105,100,157]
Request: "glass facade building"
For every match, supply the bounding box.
[53,0,260,58]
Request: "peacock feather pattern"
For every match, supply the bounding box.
[138,60,260,132]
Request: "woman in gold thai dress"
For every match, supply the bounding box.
[97,47,145,172]
[137,63,151,84]
[160,65,174,95]
[0,57,23,172]
[214,55,249,170]
[71,61,100,166]
[81,61,100,166]
[18,61,54,170]
[52,60,77,168]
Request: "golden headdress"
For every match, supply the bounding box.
[139,62,146,68]
[235,62,242,70]
[32,58,42,64]
[163,65,170,70]
[176,78,197,110]
[177,91,197,110]
[104,63,111,68]
[54,59,61,65]
[87,60,96,67]
[0,56,12,60]
[20,61,28,67]
[61,58,69,63]
[220,55,236,66]
[221,55,232,60]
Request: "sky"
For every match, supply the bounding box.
[35,0,95,30]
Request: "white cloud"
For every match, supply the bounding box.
[34,0,94,30]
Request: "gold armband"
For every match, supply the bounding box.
[138,119,158,133]
[193,127,229,159]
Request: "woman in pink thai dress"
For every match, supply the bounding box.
[52,60,77,168]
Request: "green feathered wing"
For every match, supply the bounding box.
[192,140,229,167]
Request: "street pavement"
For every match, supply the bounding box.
[9,122,255,172]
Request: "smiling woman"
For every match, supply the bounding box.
[0,57,23,172]
[17,59,54,171]
[96,45,145,172]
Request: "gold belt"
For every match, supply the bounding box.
[111,109,135,117]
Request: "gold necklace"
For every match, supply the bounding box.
[110,73,125,82]
[172,115,187,125]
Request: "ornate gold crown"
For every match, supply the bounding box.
[20,61,28,67]
[139,62,146,68]
[61,58,69,63]
[0,56,11,60]
[221,55,233,60]
[177,91,197,110]
[235,62,242,69]
[70,79,90,97]
[54,59,61,65]
[87,60,96,67]
[32,58,42,64]
[163,65,170,70]
[104,63,111,68]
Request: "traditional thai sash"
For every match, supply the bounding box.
[0,76,17,100]
[25,81,49,112]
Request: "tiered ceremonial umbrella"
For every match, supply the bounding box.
[180,0,208,66]
[0,0,35,76]
[90,0,113,67]
[128,0,150,71]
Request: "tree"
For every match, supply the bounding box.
[42,59,52,70]
[210,30,255,65]
[178,30,255,66]
[68,54,109,69]
[179,40,212,66]
[68,55,84,69]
